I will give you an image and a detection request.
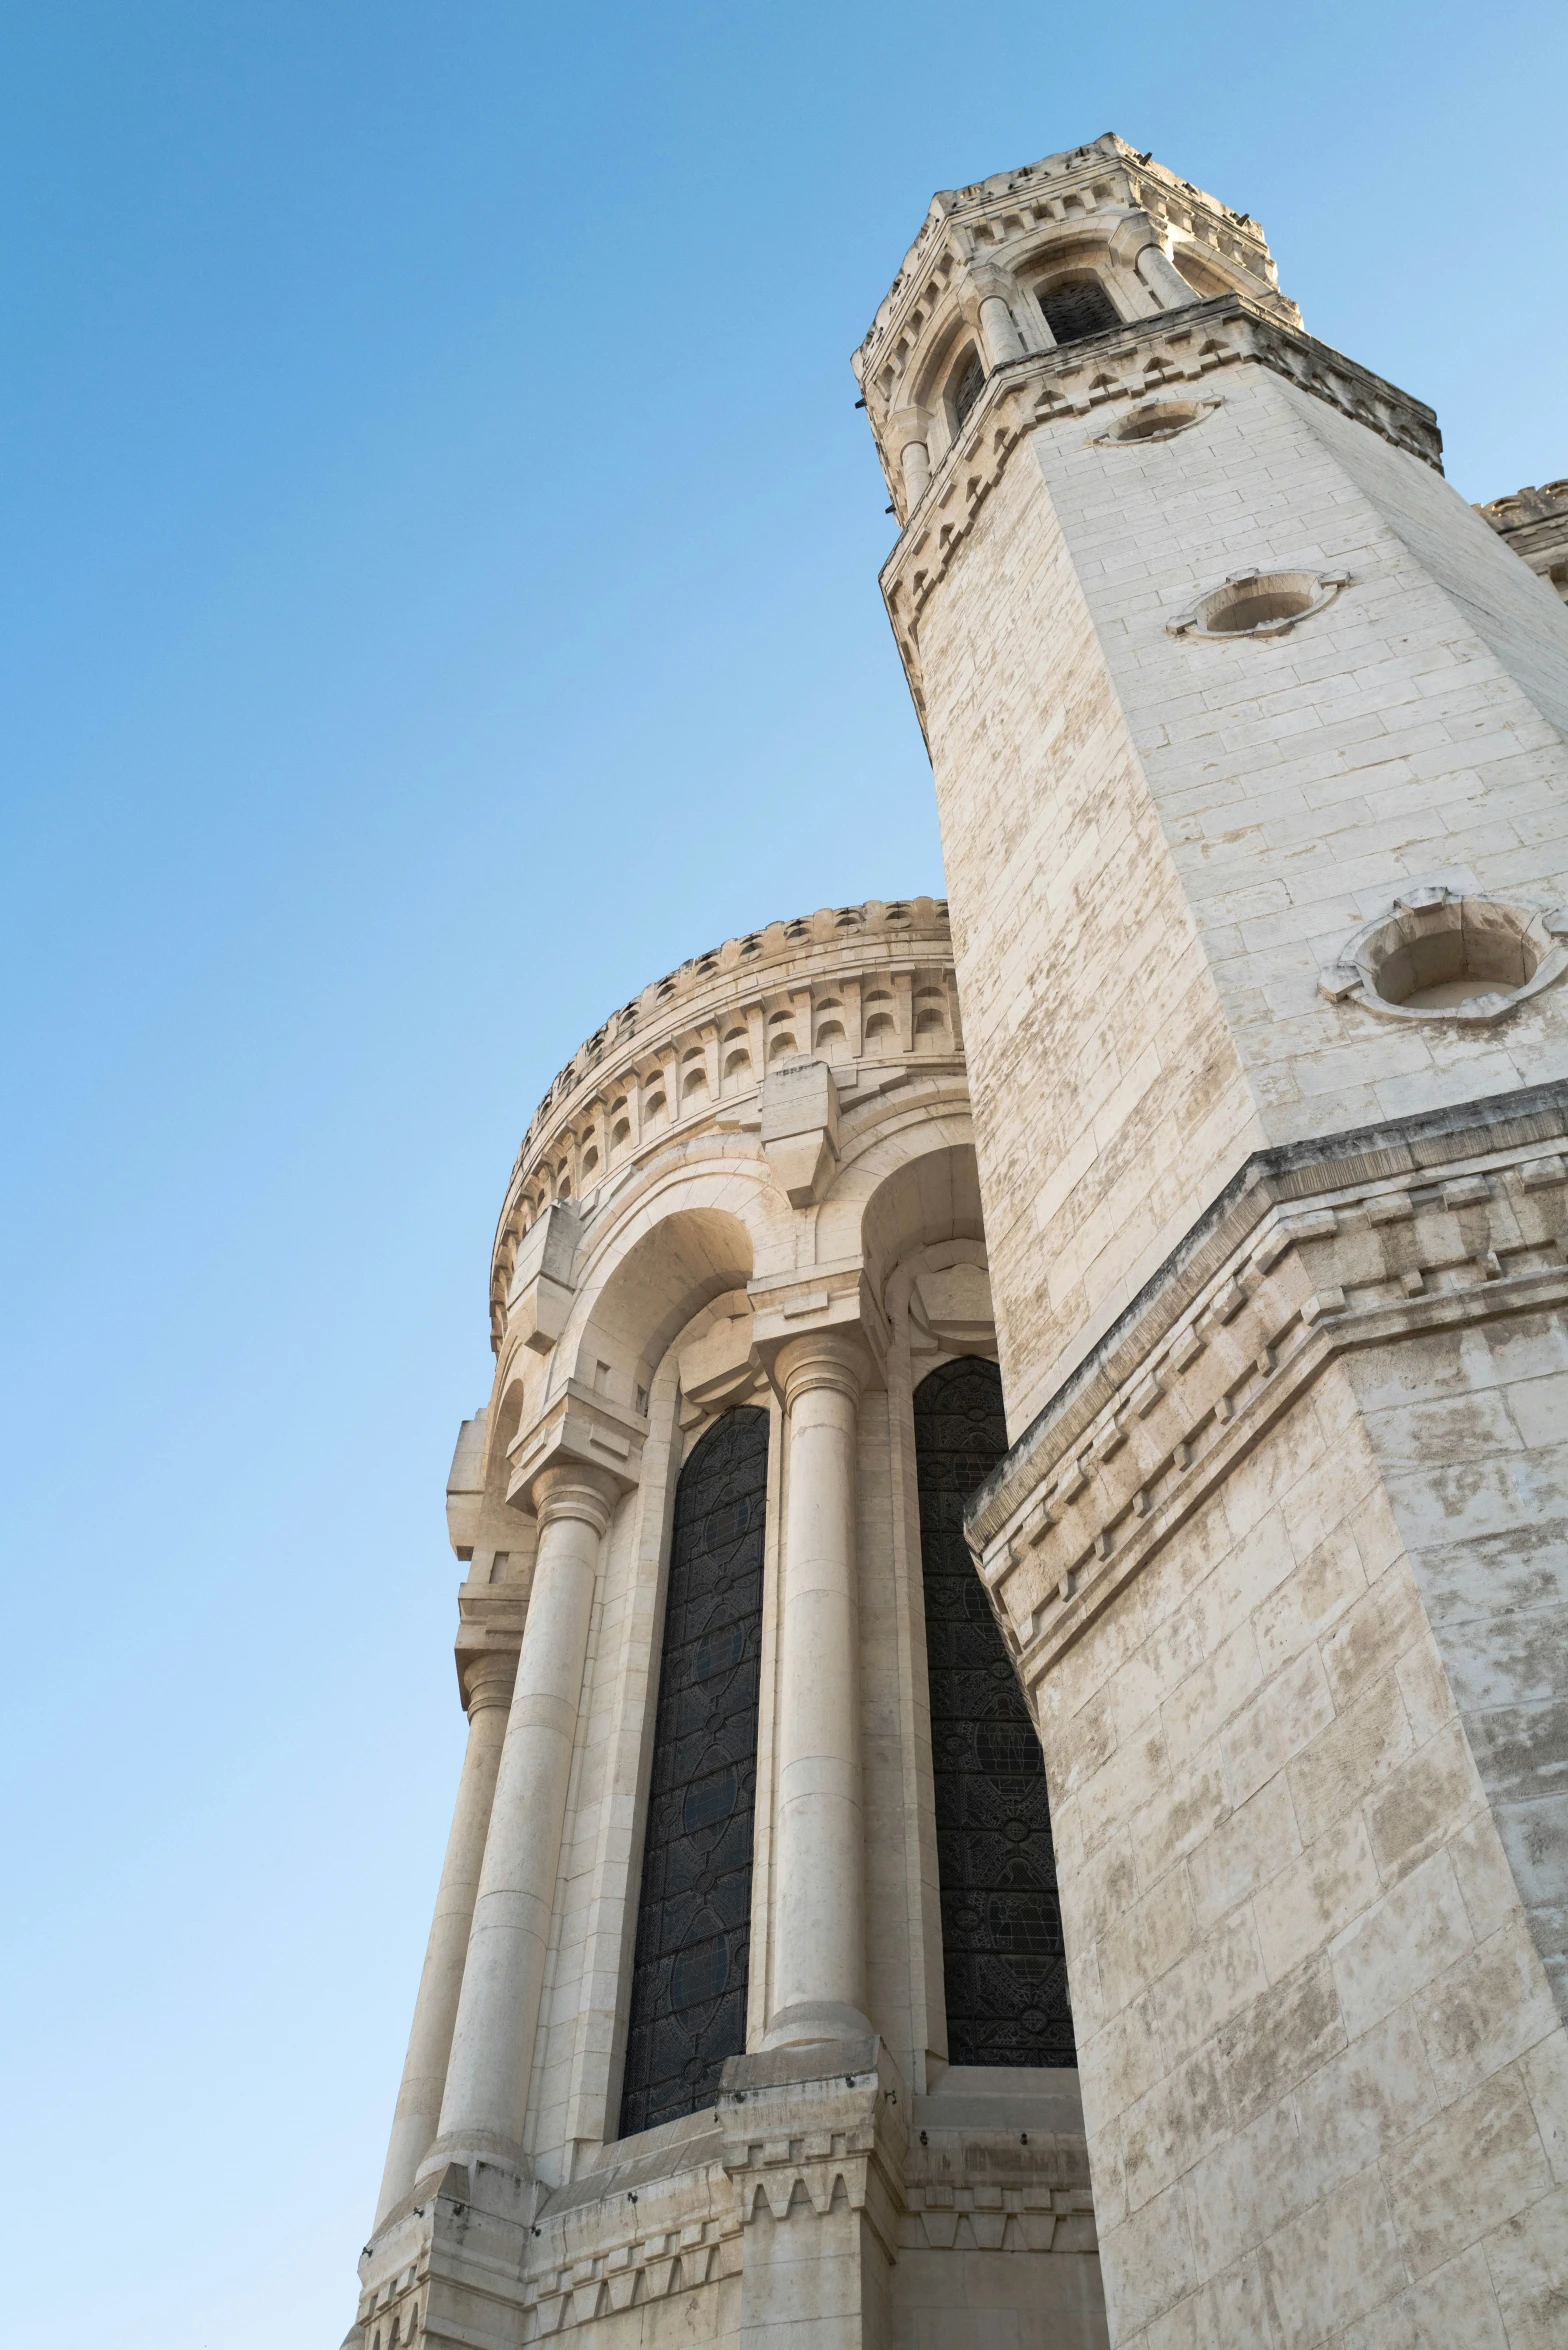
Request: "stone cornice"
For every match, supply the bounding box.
[877,296,1442,725]
[965,1085,1568,1691]
[489,902,960,1347]
[512,901,951,1172]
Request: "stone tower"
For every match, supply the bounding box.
[856,133,1568,2346]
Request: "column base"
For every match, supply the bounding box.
[412,2125,530,2186]
[344,2051,1103,2350]
[757,2001,875,2054]
[350,2157,539,2349]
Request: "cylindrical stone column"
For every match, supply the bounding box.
[1135,240,1201,310]
[373,1649,516,2225]
[901,438,931,510]
[766,1330,872,2046]
[419,1465,617,2174]
[977,293,1024,366]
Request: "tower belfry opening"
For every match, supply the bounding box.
[344,130,1568,2350]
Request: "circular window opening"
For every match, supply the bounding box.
[1366,899,1539,1012]
[1117,400,1200,442]
[1207,578,1317,632]
[1170,568,1350,642]
[1320,890,1568,1023]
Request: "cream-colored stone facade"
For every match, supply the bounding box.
[346,132,1568,2350]
[348,903,1104,2350]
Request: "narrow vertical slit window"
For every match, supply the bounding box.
[914,1355,1075,2065]
[618,1406,769,2136]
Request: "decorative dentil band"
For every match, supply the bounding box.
[965,1090,1568,1699]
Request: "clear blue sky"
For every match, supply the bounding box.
[1,6,1562,2344]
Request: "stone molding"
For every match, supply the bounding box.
[505,1383,646,1510]
[489,900,959,1347]
[900,2126,1095,2255]
[523,2163,739,2340]
[965,1087,1568,1694]
[458,1647,518,1717]
[878,294,1442,722]
[454,1585,526,1707]
[854,132,1289,398]
[1476,476,1568,600]
[719,2040,906,2261]
[1318,883,1568,1025]
[749,1271,888,1391]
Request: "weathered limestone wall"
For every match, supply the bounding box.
[1037,1361,1568,2347]
[917,443,1259,1439]
[1031,366,1568,1141]
[918,357,1568,1434]
[1347,1303,1568,2013]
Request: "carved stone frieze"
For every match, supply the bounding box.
[488,899,960,1348]
[965,1088,1568,1695]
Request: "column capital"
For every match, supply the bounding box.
[955,259,1018,321]
[505,1378,645,1511]
[748,1268,888,1391]
[774,1327,874,1412]
[531,1461,619,1539]
[460,1649,520,1717]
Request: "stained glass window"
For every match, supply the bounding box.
[618,1406,768,2137]
[914,1355,1075,2066]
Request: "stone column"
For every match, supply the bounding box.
[1134,240,1202,310]
[765,1330,872,2046]
[977,293,1024,367]
[419,1465,617,2174]
[901,438,931,510]
[373,1649,517,2224]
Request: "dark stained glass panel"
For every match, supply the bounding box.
[618,1407,768,2137]
[915,1355,1075,2066]
[952,347,986,426]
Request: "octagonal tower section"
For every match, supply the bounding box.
[858,132,1568,2350]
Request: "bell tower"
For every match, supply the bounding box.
[858,133,1568,2348]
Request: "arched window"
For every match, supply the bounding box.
[618,1406,769,2136]
[914,1355,1074,2066]
[951,346,986,428]
[1037,276,1121,345]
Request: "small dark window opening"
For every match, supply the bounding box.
[951,348,986,428]
[618,1406,768,2137]
[914,1355,1075,2067]
[1038,277,1122,345]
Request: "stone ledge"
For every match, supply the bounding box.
[965,1085,1568,1685]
